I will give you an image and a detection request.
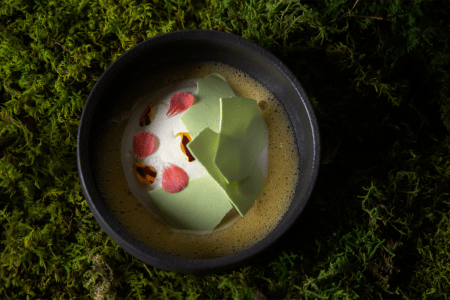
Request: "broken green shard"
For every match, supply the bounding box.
[188,127,264,216]
[180,73,236,138]
[148,176,233,231]
[214,97,268,183]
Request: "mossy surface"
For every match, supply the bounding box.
[1,0,450,298]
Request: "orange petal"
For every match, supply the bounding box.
[166,92,194,117]
[133,132,157,158]
[139,102,166,127]
[133,163,157,185]
[162,163,189,193]
[175,132,195,162]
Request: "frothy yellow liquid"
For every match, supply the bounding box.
[94,61,299,259]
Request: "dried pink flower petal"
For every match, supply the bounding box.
[162,163,189,193]
[133,131,157,158]
[166,92,194,117]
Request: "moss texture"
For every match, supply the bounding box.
[1,0,449,298]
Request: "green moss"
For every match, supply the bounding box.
[1,0,450,298]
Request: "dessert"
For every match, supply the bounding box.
[121,74,269,231]
[94,61,299,259]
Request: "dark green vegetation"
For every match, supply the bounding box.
[1,0,449,298]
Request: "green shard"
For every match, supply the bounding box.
[214,97,268,183]
[181,73,236,137]
[188,128,264,216]
[149,176,233,231]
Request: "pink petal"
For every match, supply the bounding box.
[162,163,189,193]
[166,92,194,117]
[133,132,157,158]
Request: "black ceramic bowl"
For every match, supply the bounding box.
[77,29,320,274]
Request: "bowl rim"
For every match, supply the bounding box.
[77,29,320,274]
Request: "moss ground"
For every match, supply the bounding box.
[1,0,450,299]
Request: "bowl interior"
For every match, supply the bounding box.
[77,30,320,274]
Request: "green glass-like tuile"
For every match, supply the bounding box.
[188,127,264,216]
[148,176,233,231]
[180,73,236,138]
[214,97,268,183]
